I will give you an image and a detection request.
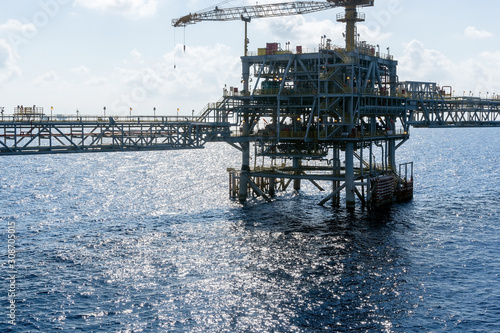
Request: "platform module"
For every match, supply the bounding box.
[220,39,411,208]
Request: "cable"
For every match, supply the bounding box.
[173,27,177,69]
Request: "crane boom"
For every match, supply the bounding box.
[172,0,374,53]
[172,1,339,27]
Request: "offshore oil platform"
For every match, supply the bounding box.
[1,0,499,209]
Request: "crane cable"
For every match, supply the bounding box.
[173,25,187,69]
[173,0,238,69]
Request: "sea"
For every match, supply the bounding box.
[0,127,499,332]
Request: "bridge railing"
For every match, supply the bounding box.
[0,114,204,124]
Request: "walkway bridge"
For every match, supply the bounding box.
[0,111,232,156]
[403,81,500,127]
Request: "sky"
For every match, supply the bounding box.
[1,0,499,116]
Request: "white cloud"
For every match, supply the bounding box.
[70,65,90,75]
[31,71,59,86]
[107,43,241,114]
[464,26,494,39]
[0,19,40,85]
[398,40,453,81]
[74,0,159,18]
[0,39,21,85]
[70,65,107,86]
[130,48,144,64]
[0,18,51,56]
[251,15,391,52]
[397,40,500,96]
[0,19,37,36]
[252,16,343,49]
[458,51,500,95]
[84,76,108,86]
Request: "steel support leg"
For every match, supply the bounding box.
[269,177,276,197]
[332,145,341,207]
[239,59,251,203]
[345,141,355,209]
[293,157,301,191]
[388,138,396,172]
[238,141,250,203]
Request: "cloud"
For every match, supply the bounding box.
[70,65,108,86]
[0,19,39,85]
[398,40,453,81]
[130,48,144,64]
[250,14,392,52]
[31,71,60,86]
[464,26,494,39]
[74,0,159,18]
[398,40,500,96]
[0,19,36,36]
[70,65,90,75]
[252,15,342,49]
[84,76,108,86]
[107,43,241,114]
[0,39,21,85]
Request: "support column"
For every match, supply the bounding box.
[345,141,355,209]
[388,138,396,172]
[293,157,301,191]
[239,139,250,203]
[269,177,276,197]
[332,145,341,207]
[238,59,251,203]
[387,116,396,171]
[367,140,373,204]
[370,116,376,135]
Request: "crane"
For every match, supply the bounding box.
[172,0,374,55]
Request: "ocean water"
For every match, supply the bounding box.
[1,127,499,332]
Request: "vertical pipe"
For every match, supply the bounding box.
[367,140,372,204]
[239,59,251,203]
[370,116,376,135]
[345,141,355,209]
[388,138,396,171]
[229,171,232,199]
[360,141,365,203]
[293,157,301,191]
[332,144,341,207]
[387,116,396,171]
[269,177,275,197]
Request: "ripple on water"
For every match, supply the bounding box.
[0,130,499,332]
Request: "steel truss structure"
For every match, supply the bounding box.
[172,1,340,27]
[221,41,412,208]
[0,115,230,155]
[403,82,500,127]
